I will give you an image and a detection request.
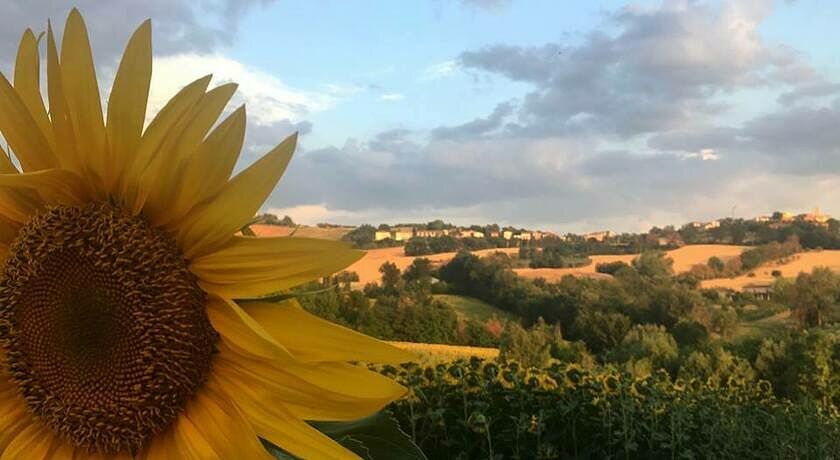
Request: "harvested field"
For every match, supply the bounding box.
[387,341,499,364]
[348,246,518,285]
[515,244,747,282]
[701,250,840,290]
[249,224,352,240]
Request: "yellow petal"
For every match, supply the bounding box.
[243,299,414,364]
[0,385,31,453]
[177,133,298,259]
[14,29,56,156]
[0,169,88,206]
[191,236,362,299]
[46,22,84,177]
[213,372,359,460]
[206,297,295,362]
[0,74,55,172]
[217,354,406,422]
[0,421,54,460]
[120,75,211,214]
[0,188,41,224]
[183,377,273,460]
[143,83,238,226]
[105,19,152,193]
[0,144,18,174]
[171,106,246,220]
[171,414,219,459]
[60,9,106,185]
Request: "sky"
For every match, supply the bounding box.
[2,0,840,233]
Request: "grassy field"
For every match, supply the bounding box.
[386,341,499,364]
[434,294,515,322]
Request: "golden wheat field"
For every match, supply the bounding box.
[348,246,519,285]
[387,341,499,364]
[701,250,840,290]
[250,224,353,240]
[514,244,748,282]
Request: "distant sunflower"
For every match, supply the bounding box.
[0,9,411,458]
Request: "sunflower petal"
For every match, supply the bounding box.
[120,75,211,214]
[171,106,246,220]
[46,22,84,176]
[0,144,18,174]
[0,169,88,206]
[242,299,414,364]
[206,297,295,362]
[14,29,56,156]
[60,9,106,185]
[143,83,238,226]
[213,372,359,460]
[0,74,55,172]
[217,354,406,422]
[191,236,362,299]
[105,19,152,192]
[0,421,54,460]
[177,133,297,259]
[171,414,219,459]
[183,377,273,460]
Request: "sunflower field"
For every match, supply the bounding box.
[380,359,840,459]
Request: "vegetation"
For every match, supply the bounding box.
[382,360,840,459]
[291,241,840,458]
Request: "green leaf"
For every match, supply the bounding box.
[261,411,426,460]
[312,411,427,460]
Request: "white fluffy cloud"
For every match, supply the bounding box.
[148,54,334,125]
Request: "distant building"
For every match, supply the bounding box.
[393,227,413,241]
[704,220,720,230]
[515,232,533,241]
[374,231,392,241]
[414,229,449,238]
[754,215,771,223]
[584,230,612,242]
[799,207,830,225]
[502,230,514,240]
[459,229,484,239]
[489,231,501,238]
[780,212,795,222]
[743,283,773,301]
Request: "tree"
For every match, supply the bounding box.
[379,262,404,296]
[792,267,840,328]
[608,324,678,373]
[707,256,725,272]
[279,215,295,226]
[572,311,631,355]
[632,251,673,279]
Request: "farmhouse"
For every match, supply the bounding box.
[742,282,772,300]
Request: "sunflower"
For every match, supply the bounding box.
[0,9,412,459]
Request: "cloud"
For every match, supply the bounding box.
[263,0,840,233]
[0,1,274,69]
[148,54,334,126]
[458,0,816,138]
[459,0,512,11]
[381,93,405,101]
[423,60,461,80]
[431,101,514,140]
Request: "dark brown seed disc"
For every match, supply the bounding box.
[0,202,218,454]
